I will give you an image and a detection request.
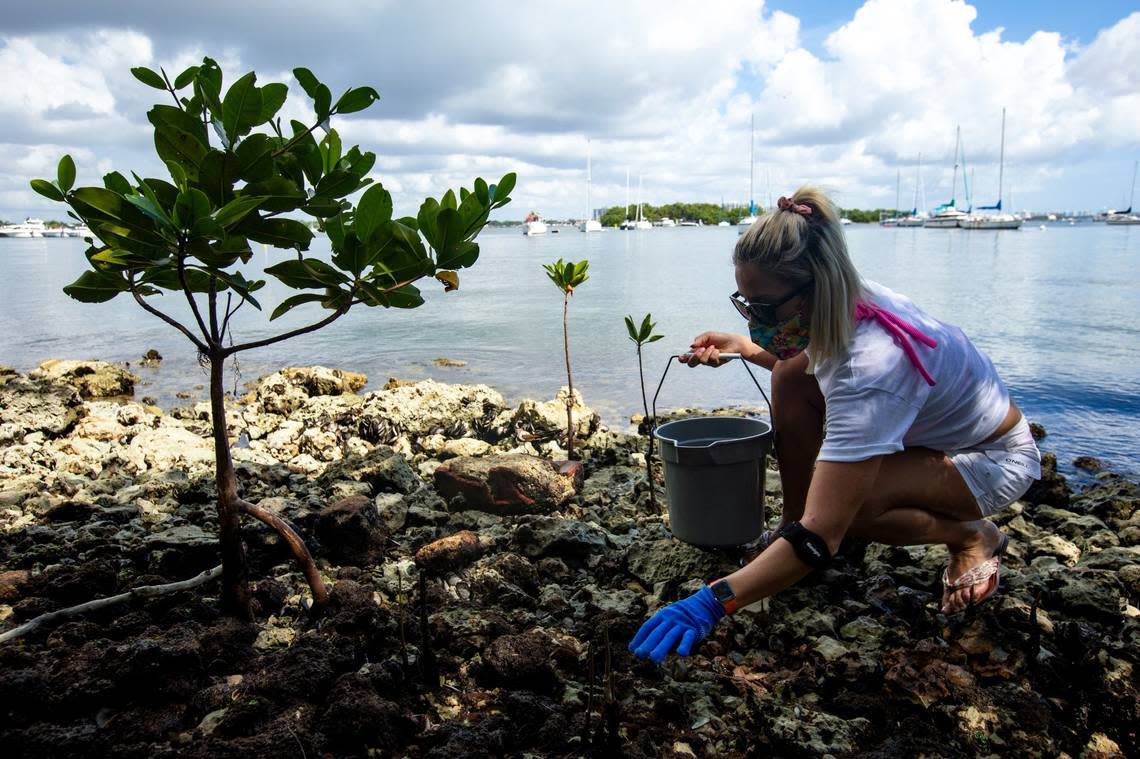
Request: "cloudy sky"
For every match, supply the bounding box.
[1,0,1138,223]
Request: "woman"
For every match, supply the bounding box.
[629,187,1041,664]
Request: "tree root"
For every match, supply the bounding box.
[238,498,329,609]
[0,565,223,644]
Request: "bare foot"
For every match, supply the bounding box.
[941,520,1004,614]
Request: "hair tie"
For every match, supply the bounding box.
[777,196,812,216]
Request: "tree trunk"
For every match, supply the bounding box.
[563,292,575,460]
[210,350,252,619]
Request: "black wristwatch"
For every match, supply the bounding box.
[709,578,738,615]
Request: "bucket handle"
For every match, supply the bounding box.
[651,352,774,437]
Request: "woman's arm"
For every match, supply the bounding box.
[721,457,882,606]
[686,331,777,371]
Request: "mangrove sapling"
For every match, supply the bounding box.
[32,57,515,619]
[542,258,589,460]
[624,313,663,508]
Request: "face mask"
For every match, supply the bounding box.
[749,306,810,360]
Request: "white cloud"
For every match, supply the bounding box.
[0,1,1138,223]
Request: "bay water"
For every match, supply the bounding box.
[2,223,1138,478]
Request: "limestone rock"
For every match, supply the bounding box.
[506,387,598,441]
[126,426,215,473]
[1031,534,1082,567]
[31,359,138,398]
[433,454,580,515]
[764,703,870,756]
[512,516,608,559]
[281,366,366,396]
[0,374,83,437]
[319,445,421,496]
[356,379,506,442]
[317,494,390,565]
[414,530,488,574]
[624,538,733,587]
[440,438,492,459]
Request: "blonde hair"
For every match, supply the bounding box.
[733,185,864,362]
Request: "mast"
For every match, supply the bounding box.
[997,107,1006,211]
[749,113,755,214]
[912,152,922,215]
[625,168,630,221]
[951,125,960,207]
[585,138,592,225]
[895,168,900,216]
[1128,159,1138,213]
[637,173,643,222]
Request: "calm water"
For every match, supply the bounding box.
[2,223,1138,478]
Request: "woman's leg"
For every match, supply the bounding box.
[770,353,825,524]
[846,447,1004,613]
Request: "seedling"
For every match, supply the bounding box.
[542,258,589,460]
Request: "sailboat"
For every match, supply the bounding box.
[620,169,636,230]
[896,154,926,226]
[960,108,1022,230]
[924,126,969,228]
[579,139,602,232]
[879,169,902,226]
[633,174,652,229]
[1106,160,1140,225]
[738,114,759,234]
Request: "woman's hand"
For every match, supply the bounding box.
[682,332,757,368]
[629,586,725,664]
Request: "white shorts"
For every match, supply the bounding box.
[948,418,1042,516]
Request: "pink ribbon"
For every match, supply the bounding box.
[854,301,938,386]
[777,196,812,215]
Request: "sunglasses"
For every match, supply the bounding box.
[730,280,813,325]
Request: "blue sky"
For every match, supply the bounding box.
[0,0,1137,220]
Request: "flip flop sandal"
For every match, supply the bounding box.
[941,533,1009,614]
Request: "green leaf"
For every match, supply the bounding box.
[213,195,264,228]
[165,160,188,188]
[624,316,637,341]
[646,334,664,343]
[130,66,167,90]
[474,178,489,205]
[57,155,76,194]
[331,232,368,276]
[63,270,130,302]
[288,120,324,187]
[173,65,199,89]
[221,71,262,144]
[334,86,379,114]
[259,82,288,124]
[147,105,209,146]
[238,177,304,213]
[154,126,207,181]
[301,197,346,217]
[355,184,393,243]
[383,284,424,309]
[314,170,358,199]
[243,217,314,250]
[123,194,175,230]
[492,172,517,205]
[314,84,332,121]
[292,68,320,99]
[103,171,133,195]
[30,179,65,202]
[195,57,224,120]
[212,270,263,310]
[265,258,346,288]
[173,188,212,228]
[270,292,328,320]
[234,133,275,182]
[321,129,342,173]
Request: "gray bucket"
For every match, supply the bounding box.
[654,416,773,547]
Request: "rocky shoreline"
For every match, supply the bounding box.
[0,360,1136,757]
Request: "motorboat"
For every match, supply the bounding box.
[67,225,93,238]
[656,217,676,227]
[522,212,548,236]
[0,218,46,237]
[678,220,700,227]
[717,220,730,227]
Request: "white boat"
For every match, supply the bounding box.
[738,114,759,235]
[579,139,603,233]
[522,211,548,236]
[656,217,676,227]
[678,220,700,227]
[925,127,967,229]
[0,217,46,237]
[960,108,1021,230]
[630,174,652,229]
[66,225,93,238]
[1105,161,1140,225]
[840,217,853,225]
[717,220,730,227]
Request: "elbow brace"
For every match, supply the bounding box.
[778,521,833,568]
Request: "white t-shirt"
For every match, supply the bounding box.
[809,280,1010,462]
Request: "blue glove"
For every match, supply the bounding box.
[628,586,725,664]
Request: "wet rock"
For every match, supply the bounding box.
[31,359,138,398]
[141,349,163,366]
[1051,568,1128,619]
[1077,545,1140,571]
[764,702,871,756]
[318,444,421,496]
[318,495,390,565]
[1073,456,1105,472]
[434,454,579,514]
[624,538,733,586]
[433,357,467,368]
[512,516,608,559]
[1024,452,1070,507]
[415,530,488,574]
[320,673,418,752]
[1029,421,1047,440]
[481,630,566,692]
